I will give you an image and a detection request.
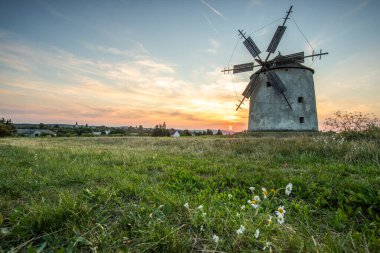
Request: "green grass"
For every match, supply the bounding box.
[0,135,379,252]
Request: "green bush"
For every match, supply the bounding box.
[0,118,16,137]
[339,126,380,140]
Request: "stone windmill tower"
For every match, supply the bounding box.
[223,6,328,131]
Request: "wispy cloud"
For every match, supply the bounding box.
[82,41,149,59]
[202,13,218,33]
[0,33,245,130]
[204,38,220,54]
[200,0,227,20]
[347,0,370,16]
[38,0,73,23]
[249,0,263,6]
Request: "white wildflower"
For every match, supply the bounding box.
[228,194,233,200]
[249,195,261,209]
[236,212,241,217]
[251,202,259,209]
[212,234,219,243]
[277,215,285,224]
[200,225,204,231]
[263,241,272,251]
[254,229,260,239]
[184,203,189,209]
[241,205,246,210]
[197,205,203,210]
[262,187,269,199]
[285,183,293,195]
[267,215,273,226]
[275,205,286,217]
[249,186,255,192]
[236,225,246,234]
[202,212,207,217]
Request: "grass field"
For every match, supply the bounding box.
[0,135,379,252]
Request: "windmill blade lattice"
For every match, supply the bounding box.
[281,51,304,63]
[233,62,254,74]
[243,36,261,58]
[266,26,287,53]
[242,74,261,98]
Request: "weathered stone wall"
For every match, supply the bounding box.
[248,67,318,131]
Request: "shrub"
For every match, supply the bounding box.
[0,118,16,137]
[324,111,379,140]
[182,129,192,136]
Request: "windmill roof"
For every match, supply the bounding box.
[251,60,314,76]
[267,54,315,73]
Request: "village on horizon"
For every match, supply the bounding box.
[10,121,236,137]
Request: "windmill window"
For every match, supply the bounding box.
[298,97,304,103]
[266,82,272,87]
[299,117,305,123]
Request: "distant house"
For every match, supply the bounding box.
[92,130,111,136]
[168,129,180,137]
[171,131,180,138]
[17,129,56,137]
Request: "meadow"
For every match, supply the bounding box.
[0,135,379,252]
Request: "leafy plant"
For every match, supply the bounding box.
[324,111,380,140]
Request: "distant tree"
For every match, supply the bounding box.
[39,123,47,129]
[182,129,192,136]
[0,118,16,137]
[0,125,12,137]
[151,122,170,137]
[41,132,53,137]
[138,125,144,132]
[57,128,75,137]
[109,128,126,135]
[206,129,214,135]
[216,129,223,135]
[74,125,92,136]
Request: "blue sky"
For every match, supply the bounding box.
[0,0,379,130]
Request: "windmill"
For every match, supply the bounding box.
[222,6,328,131]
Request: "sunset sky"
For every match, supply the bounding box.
[1,0,379,131]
